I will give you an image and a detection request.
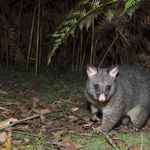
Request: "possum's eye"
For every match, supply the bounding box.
[106,85,111,92]
[94,84,99,91]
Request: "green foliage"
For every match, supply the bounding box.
[121,0,141,17]
[106,9,115,23]
[47,0,119,65]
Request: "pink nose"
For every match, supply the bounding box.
[99,93,106,101]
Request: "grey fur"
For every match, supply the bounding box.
[84,64,150,133]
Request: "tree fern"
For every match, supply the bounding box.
[47,0,119,65]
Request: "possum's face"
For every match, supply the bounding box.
[86,64,118,102]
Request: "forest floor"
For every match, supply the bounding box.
[0,66,150,150]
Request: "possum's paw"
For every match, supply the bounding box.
[90,114,100,122]
[132,127,141,132]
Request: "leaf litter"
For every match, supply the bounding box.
[0,70,150,149]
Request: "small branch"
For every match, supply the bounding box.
[0,110,62,130]
[0,107,10,111]
[140,132,143,150]
[98,32,120,68]
[96,129,117,150]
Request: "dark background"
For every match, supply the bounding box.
[0,0,150,75]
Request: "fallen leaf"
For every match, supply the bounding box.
[0,118,18,128]
[12,140,22,146]
[67,144,77,150]
[38,99,49,106]
[32,108,50,113]
[24,138,30,143]
[63,134,71,143]
[39,114,45,122]
[82,122,93,128]
[32,96,39,107]
[132,147,143,150]
[1,138,12,150]
[21,113,29,118]
[7,128,12,138]
[74,144,82,149]
[115,140,125,148]
[0,132,7,143]
[108,130,116,135]
[83,117,90,122]
[68,130,75,134]
[67,116,78,122]
[46,121,53,126]
[118,128,131,133]
[17,125,29,131]
[40,126,46,133]
[0,107,10,111]
[67,116,76,119]
[73,126,82,134]
[111,137,124,140]
[46,86,52,89]
[52,131,67,138]
[2,110,16,115]
[71,107,79,112]
[78,133,92,136]
[1,134,12,150]
[19,90,24,97]
[54,136,62,142]
[33,96,40,103]
[146,119,150,125]
[0,90,9,95]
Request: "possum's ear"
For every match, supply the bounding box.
[86,64,98,78]
[108,65,119,80]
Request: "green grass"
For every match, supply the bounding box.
[60,132,150,150]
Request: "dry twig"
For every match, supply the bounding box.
[0,110,62,130]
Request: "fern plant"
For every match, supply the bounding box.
[47,0,141,65]
[47,0,119,65]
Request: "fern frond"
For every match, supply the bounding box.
[85,14,94,31]
[60,26,71,33]
[63,19,77,26]
[105,9,115,23]
[121,0,141,17]
[51,33,65,38]
[126,2,140,19]
[69,25,77,37]
[68,10,87,19]
[89,0,101,9]
[55,38,62,43]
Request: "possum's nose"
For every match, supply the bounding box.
[99,93,106,101]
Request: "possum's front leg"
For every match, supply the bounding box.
[100,109,123,133]
[90,104,100,121]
